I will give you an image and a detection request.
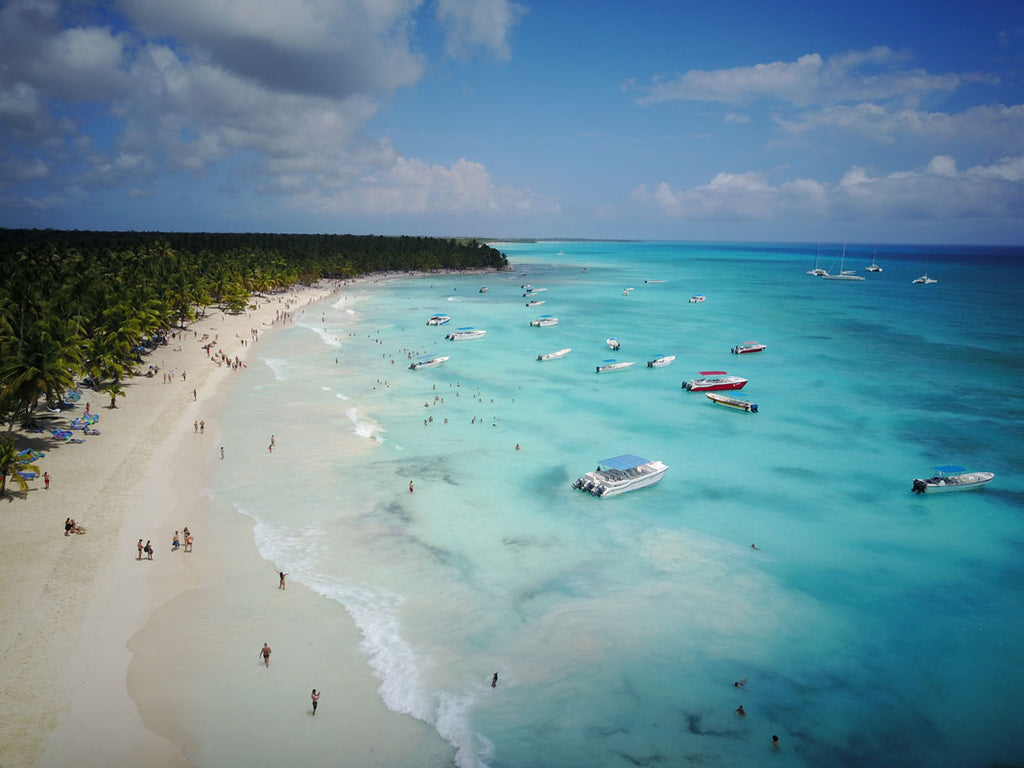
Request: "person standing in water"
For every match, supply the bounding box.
[279,571,287,589]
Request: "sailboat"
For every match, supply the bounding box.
[866,248,882,272]
[806,244,827,276]
[913,254,937,284]
[821,245,865,281]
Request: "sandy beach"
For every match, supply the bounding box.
[0,279,454,767]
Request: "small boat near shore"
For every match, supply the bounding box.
[526,299,546,307]
[530,315,558,327]
[445,327,486,341]
[683,371,748,392]
[478,286,488,293]
[409,355,450,370]
[706,392,758,413]
[911,466,994,494]
[537,348,571,361]
[645,279,666,284]
[732,342,766,354]
[647,354,676,368]
[426,314,451,325]
[689,295,705,303]
[606,338,621,350]
[596,359,635,373]
[572,454,668,498]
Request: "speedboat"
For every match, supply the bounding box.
[689,295,705,303]
[537,348,571,361]
[478,286,488,293]
[523,288,547,296]
[645,279,666,284]
[530,315,558,327]
[409,355,450,370]
[647,354,676,368]
[596,359,635,373]
[572,454,668,498]
[623,287,635,295]
[683,371,748,391]
[911,466,994,494]
[706,392,758,413]
[426,314,451,325]
[732,342,766,354]
[606,338,621,350]
[526,299,546,307]
[445,327,487,341]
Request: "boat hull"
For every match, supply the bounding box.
[596,362,635,373]
[912,472,994,493]
[538,348,571,361]
[647,355,675,368]
[409,356,450,370]
[732,344,765,354]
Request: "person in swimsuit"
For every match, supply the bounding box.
[311,689,319,715]
[260,643,272,667]
[279,571,287,589]
[138,539,144,560]
[65,518,73,536]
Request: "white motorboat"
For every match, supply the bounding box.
[537,348,571,361]
[606,337,621,350]
[479,286,488,293]
[523,288,547,296]
[445,327,487,341]
[706,392,758,413]
[530,315,558,327]
[572,454,668,498]
[683,371,748,392]
[426,314,451,325]
[645,279,666,284]
[596,359,635,373]
[911,466,994,494]
[689,295,706,303]
[732,342,766,354]
[526,299,546,307]
[647,354,676,368]
[409,355,450,370]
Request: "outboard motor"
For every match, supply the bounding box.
[911,479,928,494]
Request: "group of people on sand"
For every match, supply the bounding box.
[171,527,193,552]
[64,517,85,536]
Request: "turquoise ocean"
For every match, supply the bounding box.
[208,241,1024,767]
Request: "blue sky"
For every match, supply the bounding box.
[2,0,1023,243]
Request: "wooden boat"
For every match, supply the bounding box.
[706,392,758,413]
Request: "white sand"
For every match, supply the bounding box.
[0,280,454,767]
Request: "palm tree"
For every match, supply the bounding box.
[106,381,125,409]
[0,434,40,496]
[0,316,83,430]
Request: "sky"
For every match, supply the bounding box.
[1,0,1023,244]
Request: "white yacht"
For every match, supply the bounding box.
[530,315,558,327]
[572,454,669,498]
[445,327,487,341]
[426,314,451,325]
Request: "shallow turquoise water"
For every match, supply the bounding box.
[211,241,1024,767]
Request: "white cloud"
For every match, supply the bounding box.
[777,102,1024,152]
[436,0,524,61]
[635,47,964,107]
[637,155,1024,222]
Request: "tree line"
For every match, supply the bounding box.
[0,229,507,489]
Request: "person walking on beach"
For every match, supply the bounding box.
[144,540,153,560]
[311,689,320,715]
[184,533,193,552]
[172,531,180,551]
[220,446,224,460]
[43,471,50,489]
[260,642,272,667]
[138,539,144,560]
[409,480,414,493]
[279,571,287,589]
[200,420,205,433]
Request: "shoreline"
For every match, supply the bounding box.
[0,273,473,766]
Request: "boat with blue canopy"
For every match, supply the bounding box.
[572,454,669,497]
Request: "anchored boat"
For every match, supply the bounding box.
[911,466,994,494]
[572,454,668,498]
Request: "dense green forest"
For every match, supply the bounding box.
[0,229,507,487]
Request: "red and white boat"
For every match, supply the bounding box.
[732,342,766,354]
[683,371,748,392]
